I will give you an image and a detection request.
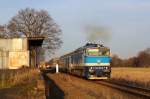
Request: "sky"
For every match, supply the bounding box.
[0,0,150,59]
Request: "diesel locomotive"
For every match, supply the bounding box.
[58,43,111,79]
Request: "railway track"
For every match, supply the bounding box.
[94,80,150,98]
[44,70,150,98]
[69,73,150,98]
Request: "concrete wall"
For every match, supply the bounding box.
[0,51,9,69]
[0,38,29,69]
[8,51,29,69]
[0,38,28,51]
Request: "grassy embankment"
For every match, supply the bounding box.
[0,68,45,99]
[111,67,150,89]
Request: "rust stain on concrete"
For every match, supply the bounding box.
[9,51,29,68]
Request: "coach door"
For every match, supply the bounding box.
[65,57,69,69]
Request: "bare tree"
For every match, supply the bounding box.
[0,25,9,38]
[7,8,62,59]
[111,48,150,67]
[0,25,5,32]
[137,48,150,67]
[111,54,123,67]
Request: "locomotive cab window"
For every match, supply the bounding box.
[99,48,110,56]
[86,48,110,56]
[86,48,99,56]
[101,50,110,56]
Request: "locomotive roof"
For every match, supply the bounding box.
[76,43,109,50]
[60,43,110,58]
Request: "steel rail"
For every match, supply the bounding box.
[94,80,150,98]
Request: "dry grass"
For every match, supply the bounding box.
[0,68,45,99]
[111,67,150,88]
[0,68,39,88]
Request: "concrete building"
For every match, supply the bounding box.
[0,37,44,69]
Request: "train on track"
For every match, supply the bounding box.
[50,43,111,79]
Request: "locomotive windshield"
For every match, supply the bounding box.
[86,48,110,56]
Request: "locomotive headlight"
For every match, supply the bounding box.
[90,67,93,70]
[89,68,94,73]
[89,67,94,71]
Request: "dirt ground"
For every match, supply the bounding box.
[45,72,146,99]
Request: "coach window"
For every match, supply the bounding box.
[71,56,73,64]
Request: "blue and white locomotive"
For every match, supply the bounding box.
[59,43,111,79]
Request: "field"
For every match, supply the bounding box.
[111,67,150,89]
